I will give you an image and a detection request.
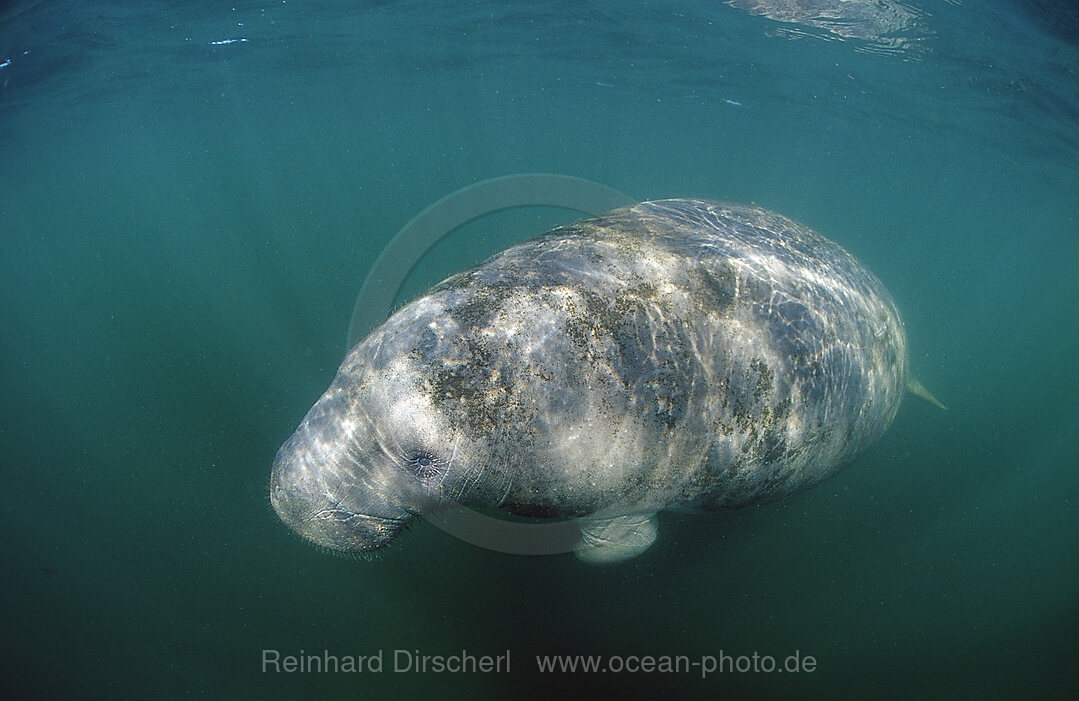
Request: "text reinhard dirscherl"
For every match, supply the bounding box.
[262,649,510,674]
[261,649,817,678]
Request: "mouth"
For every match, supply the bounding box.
[270,470,408,553]
[300,504,407,552]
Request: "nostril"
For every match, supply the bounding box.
[402,449,446,481]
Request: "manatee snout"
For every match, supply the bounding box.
[270,390,411,553]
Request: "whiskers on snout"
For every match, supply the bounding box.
[318,544,384,562]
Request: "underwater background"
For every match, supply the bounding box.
[1,0,1077,698]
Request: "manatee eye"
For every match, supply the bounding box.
[402,449,445,481]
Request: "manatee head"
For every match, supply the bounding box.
[270,305,469,554]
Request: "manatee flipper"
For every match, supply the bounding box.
[575,513,658,564]
[908,377,947,410]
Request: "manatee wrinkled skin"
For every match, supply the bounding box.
[270,199,907,562]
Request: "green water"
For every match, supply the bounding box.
[1,1,1077,698]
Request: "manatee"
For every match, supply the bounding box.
[271,199,918,563]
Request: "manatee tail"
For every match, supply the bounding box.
[908,377,947,410]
